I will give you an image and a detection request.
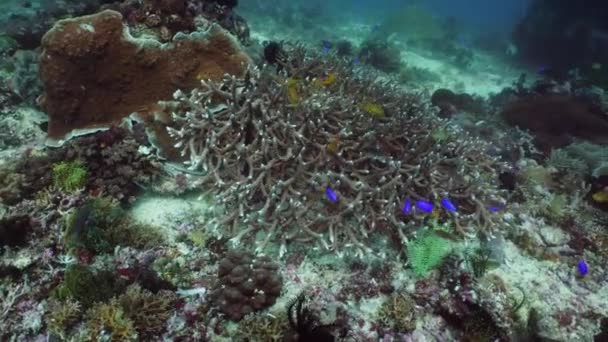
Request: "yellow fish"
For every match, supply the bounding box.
[326,135,340,154]
[360,101,385,119]
[312,72,338,89]
[286,78,302,104]
[592,189,608,203]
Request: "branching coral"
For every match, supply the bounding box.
[45,299,82,339]
[165,46,505,254]
[85,302,138,341]
[377,292,417,333]
[237,312,290,342]
[116,284,176,339]
[0,282,26,331]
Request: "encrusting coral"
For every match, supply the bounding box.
[165,45,506,254]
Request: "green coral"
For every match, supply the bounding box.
[63,203,111,253]
[407,230,452,277]
[52,161,88,192]
[116,284,175,339]
[52,264,119,308]
[377,293,417,333]
[45,299,82,339]
[85,302,138,341]
[64,197,164,254]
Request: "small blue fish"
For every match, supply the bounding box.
[577,260,588,276]
[440,198,457,212]
[416,200,434,213]
[353,56,359,65]
[321,40,332,55]
[402,199,412,214]
[537,65,550,74]
[371,23,381,33]
[325,187,338,202]
[489,204,506,212]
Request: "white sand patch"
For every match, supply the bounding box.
[402,48,523,97]
[495,240,608,340]
[129,194,212,239]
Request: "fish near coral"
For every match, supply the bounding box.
[577,260,588,276]
[326,135,340,154]
[591,188,608,203]
[440,198,457,212]
[325,187,339,202]
[286,78,303,104]
[416,200,434,213]
[312,72,338,89]
[360,101,385,119]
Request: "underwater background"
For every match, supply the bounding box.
[0,0,607,341]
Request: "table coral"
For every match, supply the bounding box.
[39,9,252,145]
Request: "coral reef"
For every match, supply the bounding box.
[85,302,138,341]
[39,9,252,144]
[52,264,120,308]
[5,50,42,104]
[377,292,417,334]
[0,2,606,340]
[407,229,452,277]
[501,95,608,151]
[237,312,290,342]
[45,299,82,339]
[62,128,162,201]
[115,284,176,339]
[0,215,32,247]
[209,250,283,321]
[431,88,486,118]
[166,47,505,254]
[0,0,103,49]
[513,0,608,71]
[358,37,402,73]
[51,161,88,193]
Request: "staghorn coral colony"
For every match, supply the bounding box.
[0,0,607,341]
